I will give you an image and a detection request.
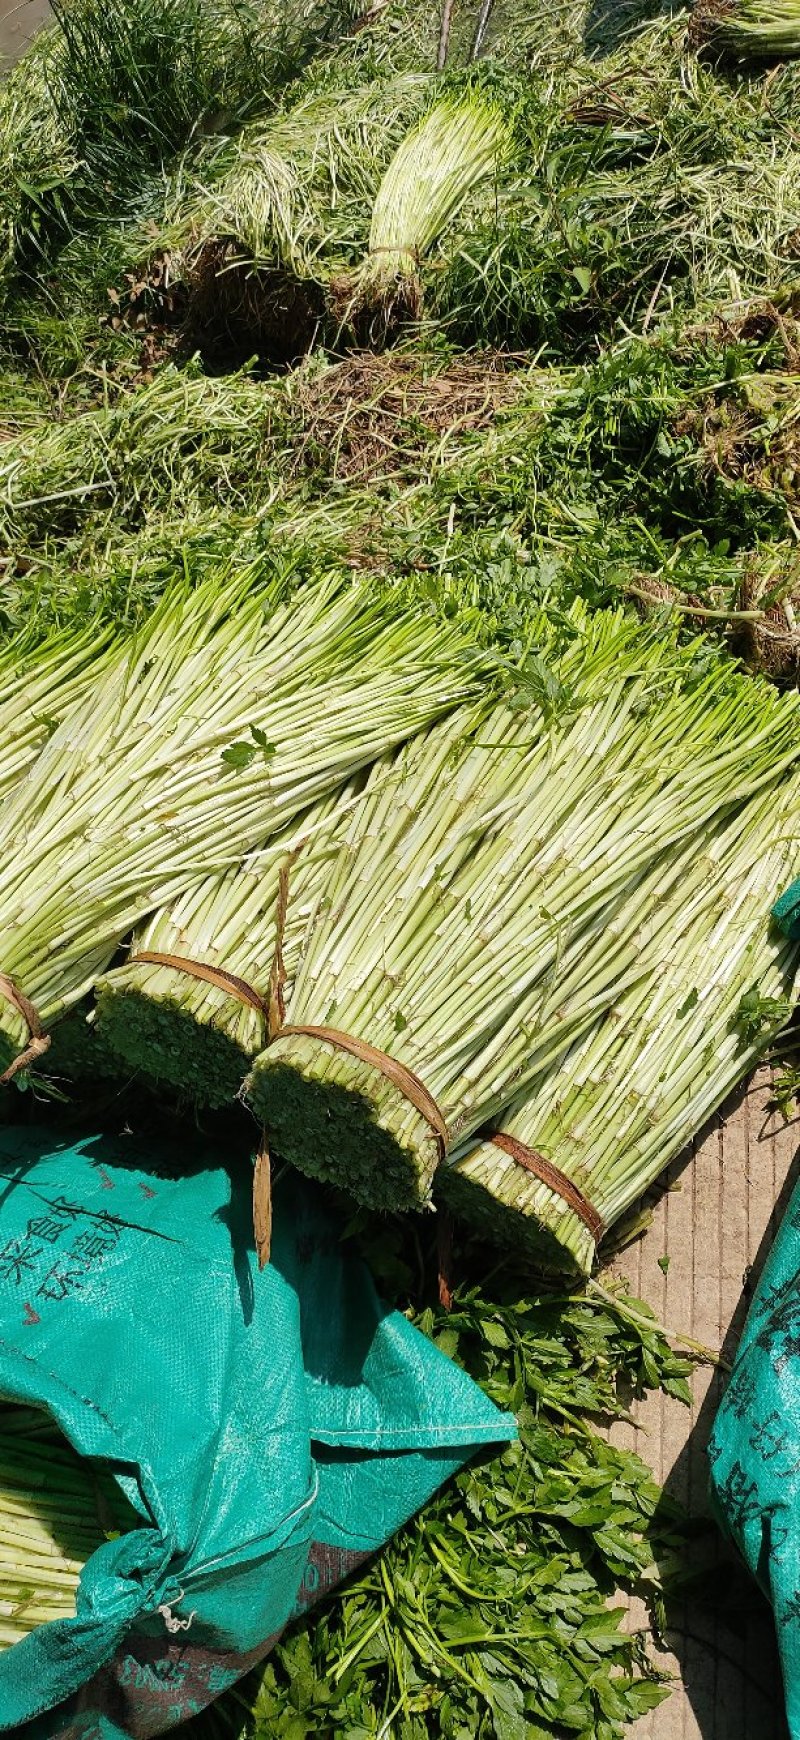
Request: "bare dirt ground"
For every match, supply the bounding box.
[0,0,50,63]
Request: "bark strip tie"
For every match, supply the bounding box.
[278,1024,449,1161]
[489,1132,605,1242]
[266,864,291,1042]
[0,975,51,1082]
[437,1205,454,1312]
[130,952,268,1017]
[368,244,421,258]
[253,1135,273,1272]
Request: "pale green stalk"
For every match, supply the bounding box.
[0,623,115,806]
[338,94,511,327]
[94,784,362,1105]
[178,73,432,276]
[692,0,800,58]
[0,1407,134,1642]
[443,777,800,1274]
[0,564,478,1075]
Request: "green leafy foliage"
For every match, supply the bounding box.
[195,1228,693,1740]
[735,984,793,1045]
[49,0,278,169]
[221,725,278,769]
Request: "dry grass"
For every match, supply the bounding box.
[737,544,800,677]
[290,348,525,480]
[675,369,800,505]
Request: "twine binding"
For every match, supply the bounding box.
[266,864,291,1042]
[489,1132,604,1242]
[0,975,50,1083]
[128,951,275,1266]
[437,1206,454,1312]
[132,857,298,1272]
[277,1023,449,1161]
[130,863,448,1250]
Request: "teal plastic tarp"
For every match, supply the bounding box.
[0,1126,514,1738]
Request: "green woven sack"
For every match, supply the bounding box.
[709,1179,800,1738]
[0,1124,514,1739]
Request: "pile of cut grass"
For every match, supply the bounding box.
[0,346,573,635]
[427,34,800,351]
[289,347,532,481]
[134,5,800,362]
[173,71,433,363]
[0,362,287,550]
[6,0,800,383]
[0,0,358,319]
[2,319,794,676]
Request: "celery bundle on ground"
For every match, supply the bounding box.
[91,755,660,1108]
[93,786,358,1106]
[0,565,478,1078]
[0,1405,134,1645]
[176,73,431,363]
[690,0,800,60]
[246,605,800,1212]
[441,777,800,1275]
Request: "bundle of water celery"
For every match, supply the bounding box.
[94,787,357,1106]
[0,563,477,1078]
[442,776,800,1273]
[247,605,800,1210]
